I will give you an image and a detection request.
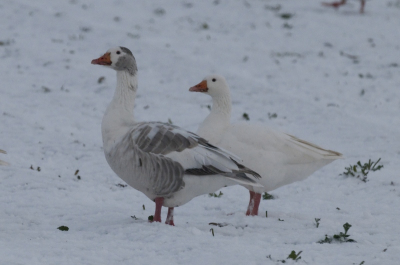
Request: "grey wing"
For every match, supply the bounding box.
[129,122,262,190]
[108,123,185,197]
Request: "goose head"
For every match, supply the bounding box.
[189,74,230,98]
[91,46,137,75]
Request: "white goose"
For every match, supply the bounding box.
[91,47,262,225]
[189,74,343,216]
[0,149,9,166]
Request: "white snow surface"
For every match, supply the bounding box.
[1,0,399,264]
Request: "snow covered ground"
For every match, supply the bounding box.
[1,0,399,264]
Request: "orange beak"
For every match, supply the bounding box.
[91,52,112,65]
[189,80,208,92]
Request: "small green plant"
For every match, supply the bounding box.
[209,191,223,198]
[263,192,275,200]
[268,112,277,119]
[142,204,145,210]
[153,8,166,16]
[74,169,81,180]
[242,113,250,121]
[209,222,228,227]
[148,215,153,221]
[30,165,41,171]
[97,76,105,84]
[57,226,69,231]
[318,222,356,244]
[287,250,302,261]
[168,118,173,124]
[283,23,293,29]
[271,250,302,263]
[210,228,214,236]
[341,158,383,182]
[315,218,321,228]
[280,13,294,19]
[264,4,281,12]
[42,86,51,93]
[0,40,13,46]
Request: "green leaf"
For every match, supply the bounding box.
[341,158,383,182]
[343,222,352,234]
[263,192,274,200]
[280,13,293,19]
[317,222,356,243]
[287,250,302,261]
[209,191,223,198]
[372,158,381,168]
[57,226,69,231]
[314,218,320,228]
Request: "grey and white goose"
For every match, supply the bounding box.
[0,149,9,166]
[91,47,262,225]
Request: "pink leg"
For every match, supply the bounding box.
[246,191,255,216]
[152,197,164,223]
[322,0,347,9]
[360,0,365,13]
[165,207,175,226]
[250,193,261,216]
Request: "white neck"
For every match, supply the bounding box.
[112,71,138,114]
[197,93,231,143]
[102,71,138,152]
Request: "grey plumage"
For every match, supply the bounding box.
[115,47,137,76]
[106,122,261,198]
[133,122,198,155]
[120,46,133,56]
[107,125,185,197]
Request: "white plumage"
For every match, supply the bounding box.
[190,74,343,216]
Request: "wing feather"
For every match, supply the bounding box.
[108,122,262,198]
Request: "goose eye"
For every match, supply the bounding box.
[212,78,216,82]
[116,51,121,55]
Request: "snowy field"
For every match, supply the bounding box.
[1,0,400,264]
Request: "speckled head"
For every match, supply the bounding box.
[91,46,137,76]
